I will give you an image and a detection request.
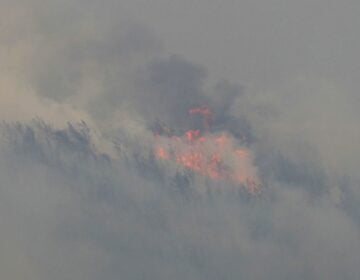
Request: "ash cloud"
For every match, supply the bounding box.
[1,1,360,280]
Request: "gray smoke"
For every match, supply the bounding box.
[1,1,360,280]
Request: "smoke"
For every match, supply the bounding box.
[1,120,360,280]
[1,1,360,279]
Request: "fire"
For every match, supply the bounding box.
[185,129,201,141]
[189,105,212,119]
[153,106,261,194]
[155,146,168,159]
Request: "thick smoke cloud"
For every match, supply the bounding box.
[1,120,360,280]
[1,1,360,280]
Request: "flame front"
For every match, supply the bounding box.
[153,107,261,194]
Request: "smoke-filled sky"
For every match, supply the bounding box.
[1,1,360,279]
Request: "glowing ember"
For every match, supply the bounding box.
[153,106,261,193]
[155,146,168,159]
[185,130,201,141]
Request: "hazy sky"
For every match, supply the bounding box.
[1,1,360,279]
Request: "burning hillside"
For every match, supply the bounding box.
[153,106,261,193]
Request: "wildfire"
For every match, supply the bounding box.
[153,106,261,194]
[155,146,168,159]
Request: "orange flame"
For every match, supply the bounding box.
[153,107,261,194]
[155,146,168,159]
